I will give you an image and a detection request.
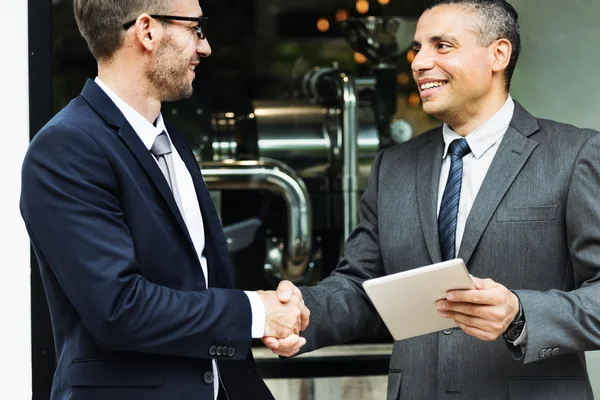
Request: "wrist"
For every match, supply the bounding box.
[503,291,525,344]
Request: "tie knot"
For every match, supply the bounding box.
[150,131,172,157]
[448,138,471,158]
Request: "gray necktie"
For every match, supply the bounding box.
[150,131,184,214]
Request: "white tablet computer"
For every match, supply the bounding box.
[362,258,474,341]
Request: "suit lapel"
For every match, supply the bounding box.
[458,103,539,265]
[168,127,233,288]
[80,79,197,262]
[117,124,195,243]
[416,130,444,264]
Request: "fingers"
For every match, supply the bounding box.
[300,302,310,331]
[275,280,310,331]
[262,295,306,338]
[438,299,511,326]
[262,335,307,357]
[437,301,491,319]
[446,279,502,305]
[437,277,518,341]
[262,281,310,339]
[261,337,279,350]
[274,348,302,358]
[439,309,507,334]
[454,320,499,341]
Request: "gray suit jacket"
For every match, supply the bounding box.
[299,102,600,399]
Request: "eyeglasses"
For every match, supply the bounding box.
[123,15,208,40]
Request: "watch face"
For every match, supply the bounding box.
[506,321,524,341]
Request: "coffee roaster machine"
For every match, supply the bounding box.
[191,20,417,390]
[197,17,416,300]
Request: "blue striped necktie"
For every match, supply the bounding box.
[438,138,472,261]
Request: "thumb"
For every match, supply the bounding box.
[277,280,294,302]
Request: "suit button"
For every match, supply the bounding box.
[552,348,560,356]
[442,328,454,335]
[228,347,235,357]
[217,346,223,356]
[209,345,217,356]
[204,371,214,384]
[539,349,547,358]
[222,346,228,355]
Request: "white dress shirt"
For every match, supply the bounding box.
[437,95,514,252]
[436,95,526,347]
[95,78,265,398]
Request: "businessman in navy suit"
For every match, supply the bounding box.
[20,0,309,399]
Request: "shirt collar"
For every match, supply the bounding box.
[94,77,168,150]
[442,95,515,159]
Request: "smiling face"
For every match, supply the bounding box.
[411,4,507,130]
[146,0,211,102]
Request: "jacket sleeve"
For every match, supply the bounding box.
[516,132,600,364]
[298,150,389,354]
[20,123,253,359]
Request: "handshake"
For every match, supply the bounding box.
[257,280,310,357]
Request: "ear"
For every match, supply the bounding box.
[491,38,512,73]
[132,14,162,52]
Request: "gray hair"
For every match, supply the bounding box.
[73,0,172,61]
[424,0,521,91]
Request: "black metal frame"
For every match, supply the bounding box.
[29,0,55,398]
[257,355,390,378]
[28,0,55,397]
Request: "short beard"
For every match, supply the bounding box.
[146,35,194,102]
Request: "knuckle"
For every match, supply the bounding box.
[491,322,504,332]
[465,305,476,316]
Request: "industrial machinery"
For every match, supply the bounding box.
[197,16,416,291]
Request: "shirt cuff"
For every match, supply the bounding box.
[244,291,265,338]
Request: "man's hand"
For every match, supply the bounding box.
[257,280,310,339]
[260,280,310,357]
[436,276,519,341]
[261,334,306,358]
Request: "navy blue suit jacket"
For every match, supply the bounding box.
[20,80,274,400]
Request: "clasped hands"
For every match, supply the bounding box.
[257,280,310,357]
[256,276,518,357]
[437,276,520,341]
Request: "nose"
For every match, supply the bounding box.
[197,38,211,58]
[411,48,434,74]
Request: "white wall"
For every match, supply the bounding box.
[509,0,600,395]
[0,0,31,399]
[511,0,600,130]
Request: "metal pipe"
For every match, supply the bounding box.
[200,158,312,282]
[340,73,359,240]
[355,77,376,91]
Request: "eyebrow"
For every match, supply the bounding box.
[412,35,461,48]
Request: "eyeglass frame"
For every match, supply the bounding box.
[122,15,208,40]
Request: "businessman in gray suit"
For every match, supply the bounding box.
[263,0,600,398]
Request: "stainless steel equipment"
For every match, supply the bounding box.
[202,158,312,283]
[198,17,416,289]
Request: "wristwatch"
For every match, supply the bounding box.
[503,294,525,344]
